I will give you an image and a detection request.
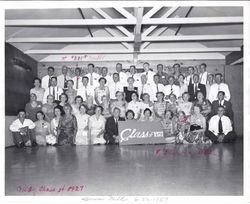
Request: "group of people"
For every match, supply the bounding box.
[9,62,236,147]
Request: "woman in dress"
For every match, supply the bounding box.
[25,93,43,122]
[30,77,45,103]
[174,111,190,144]
[100,95,111,118]
[34,111,51,146]
[125,110,135,120]
[42,95,56,122]
[65,80,77,105]
[178,74,188,100]
[186,104,209,144]
[193,91,212,120]
[57,104,78,145]
[111,91,127,118]
[50,106,63,145]
[124,77,138,102]
[166,93,179,116]
[94,77,110,105]
[177,92,193,117]
[127,91,142,120]
[161,110,176,143]
[84,95,96,116]
[140,108,154,122]
[88,106,106,145]
[153,92,167,120]
[75,104,90,145]
[72,95,83,116]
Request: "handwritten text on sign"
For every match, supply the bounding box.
[118,121,166,145]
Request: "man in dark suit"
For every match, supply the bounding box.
[211,91,233,121]
[104,107,125,144]
[188,73,206,101]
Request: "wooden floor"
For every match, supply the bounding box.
[5,140,243,196]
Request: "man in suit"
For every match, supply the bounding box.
[188,73,206,101]
[206,106,236,143]
[41,66,55,89]
[211,91,233,121]
[104,107,125,144]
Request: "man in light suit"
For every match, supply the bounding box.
[85,63,100,88]
[57,65,71,90]
[41,66,55,89]
[43,77,63,104]
[211,91,233,121]
[104,108,125,144]
[188,74,206,101]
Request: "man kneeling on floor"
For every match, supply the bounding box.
[206,106,236,143]
[9,109,37,148]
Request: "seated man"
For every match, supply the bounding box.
[211,91,233,121]
[206,106,236,143]
[9,109,37,148]
[104,107,125,144]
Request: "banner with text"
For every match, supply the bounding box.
[118,121,167,145]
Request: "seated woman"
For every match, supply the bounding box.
[30,77,45,103]
[125,110,135,121]
[88,106,106,145]
[187,104,211,144]
[42,95,56,122]
[100,95,112,118]
[9,109,36,148]
[65,80,77,105]
[84,95,96,116]
[153,92,167,120]
[127,91,142,120]
[174,111,190,144]
[50,106,63,145]
[94,77,110,106]
[25,93,43,122]
[72,95,83,116]
[193,91,212,120]
[124,77,138,102]
[57,104,78,145]
[166,93,179,116]
[161,110,175,143]
[34,111,51,146]
[140,108,154,122]
[75,104,90,145]
[111,91,127,118]
[140,93,154,114]
[177,92,193,117]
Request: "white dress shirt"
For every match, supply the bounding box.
[149,83,165,101]
[76,85,95,101]
[184,75,194,86]
[127,73,141,87]
[10,118,35,132]
[209,115,232,136]
[199,71,208,85]
[164,84,180,98]
[43,86,63,104]
[127,101,142,119]
[141,70,156,85]
[57,74,72,89]
[208,83,231,103]
[86,73,100,88]
[72,76,83,90]
[109,81,124,100]
[41,75,54,89]
[101,74,113,86]
[138,83,152,99]
[116,72,128,86]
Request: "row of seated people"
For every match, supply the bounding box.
[31,62,231,105]
[9,88,235,147]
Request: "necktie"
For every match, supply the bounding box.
[90,74,93,86]
[219,100,221,106]
[189,75,192,85]
[141,84,144,99]
[115,118,118,128]
[64,76,67,88]
[218,117,223,134]
[76,77,79,89]
[53,87,55,101]
[48,77,51,87]
[195,83,198,94]
[170,85,173,94]
[85,86,88,101]
[157,84,159,92]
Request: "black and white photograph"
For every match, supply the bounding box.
[1,1,250,203]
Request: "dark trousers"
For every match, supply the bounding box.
[205,130,236,143]
[12,129,35,147]
[104,134,117,144]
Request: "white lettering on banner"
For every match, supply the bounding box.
[120,128,164,142]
